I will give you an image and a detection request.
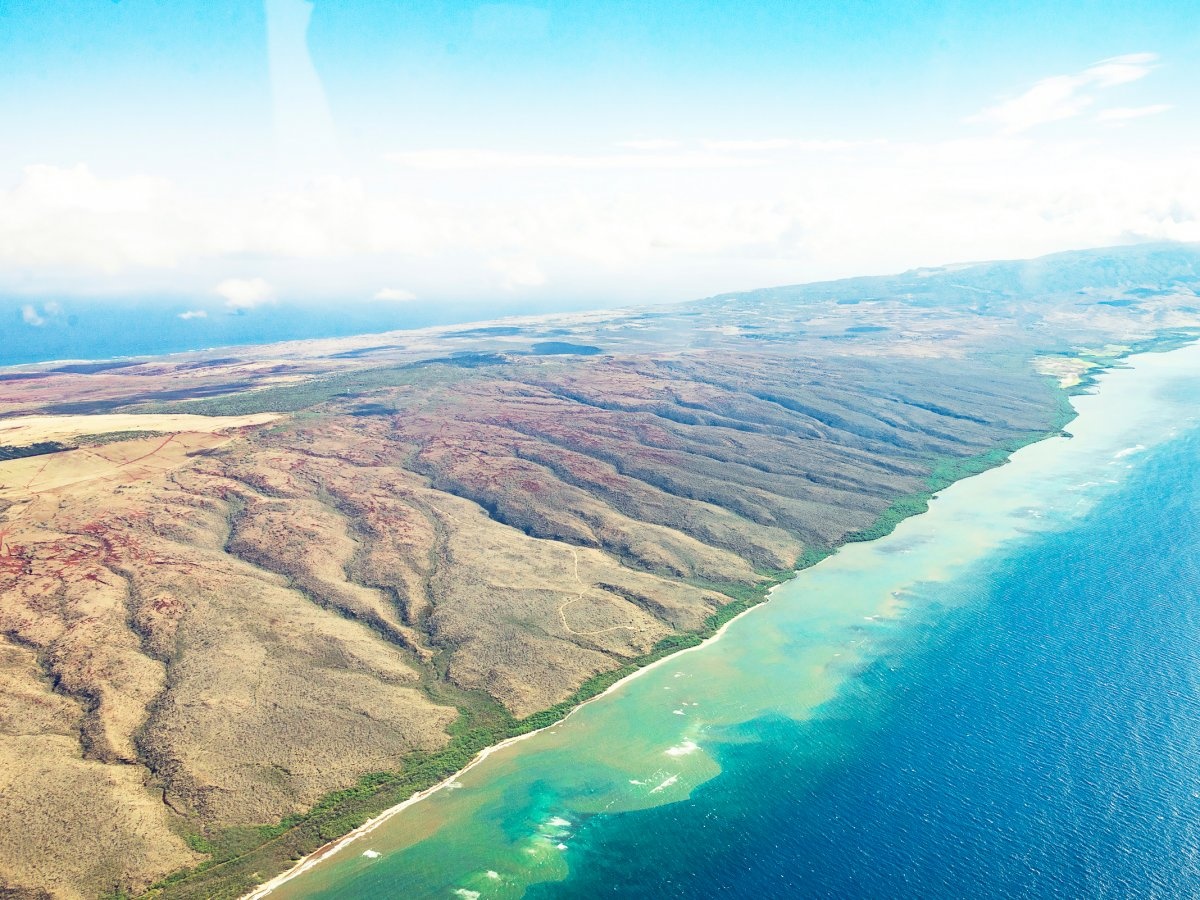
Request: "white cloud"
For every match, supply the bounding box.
[19,301,62,325]
[490,257,546,291]
[1095,104,1172,123]
[970,53,1159,134]
[0,60,1195,309]
[617,139,682,151]
[385,143,884,171]
[215,277,276,309]
[1084,52,1160,87]
[178,309,208,320]
[703,138,794,152]
[372,287,417,302]
[971,74,1095,133]
[0,164,195,272]
[384,149,760,170]
[1,147,1196,306]
[702,138,881,153]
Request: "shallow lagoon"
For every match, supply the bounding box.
[273,345,1200,899]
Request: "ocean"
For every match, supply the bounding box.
[0,297,598,368]
[535,408,1200,898]
[269,344,1200,900]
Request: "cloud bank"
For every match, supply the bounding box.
[372,288,418,302]
[216,277,276,310]
[0,53,1190,305]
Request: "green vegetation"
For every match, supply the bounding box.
[139,372,1101,899]
[143,569,794,899]
[182,834,215,855]
[132,365,471,418]
[845,375,1087,546]
[845,438,1046,544]
[142,548,838,897]
[1062,329,1200,396]
[128,357,1198,896]
[1134,328,1200,356]
[75,430,166,446]
[793,547,834,571]
[0,440,71,460]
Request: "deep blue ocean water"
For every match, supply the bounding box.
[0,297,595,367]
[529,429,1200,899]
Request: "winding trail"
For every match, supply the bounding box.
[115,432,177,468]
[432,501,639,638]
[20,432,182,493]
[557,547,639,637]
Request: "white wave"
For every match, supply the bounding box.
[629,779,644,785]
[547,816,572,828]
[556,842,568,850]
[673,709,685,715]
[650,774,679,793]
[362,849,381,859]
[486,871,500,880]
[666,738,699,756]
[454,891,481,900]
[1114,444,1145,458]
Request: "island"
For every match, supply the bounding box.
[1,243,1198,899]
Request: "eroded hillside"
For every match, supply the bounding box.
[0,352,1062,898]
[1,244,1198,898]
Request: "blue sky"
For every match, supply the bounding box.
[0,0,1196,311]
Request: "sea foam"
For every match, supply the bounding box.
[650,774,680,793]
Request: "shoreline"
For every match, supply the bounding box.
[180,336,1196,900]
[243,576,792,898]
[239,450,1076,897]
[240,427,1075,895]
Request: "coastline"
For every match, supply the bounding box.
[154,336,1196,900]
[0,305,635,373]
[243,577,792,899]
[236,434,1082,896]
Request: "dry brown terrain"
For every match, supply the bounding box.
[1,243,1198,897]
[0,354,1063,899]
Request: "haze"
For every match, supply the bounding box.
[1,0,1197,314]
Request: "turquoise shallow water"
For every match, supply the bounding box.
[270,346,1200,899]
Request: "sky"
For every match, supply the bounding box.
[0,0,1198,316]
